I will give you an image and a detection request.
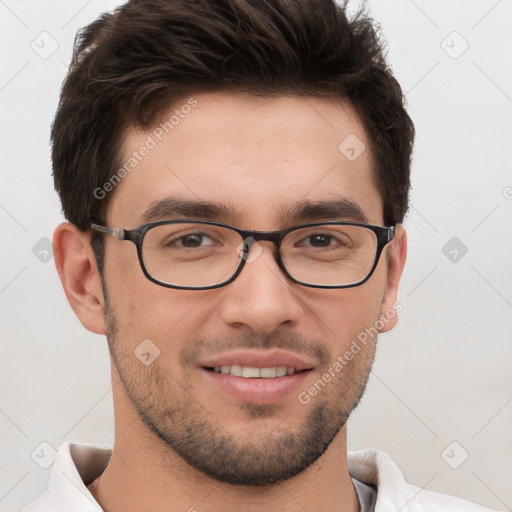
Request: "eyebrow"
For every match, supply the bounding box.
[283,198,367,224]
[140,196,368,225]
[140,197,237,224]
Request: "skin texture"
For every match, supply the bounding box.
[54,91,407,512]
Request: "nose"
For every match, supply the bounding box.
[218,241,304,334]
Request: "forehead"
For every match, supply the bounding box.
[108,91,383,228]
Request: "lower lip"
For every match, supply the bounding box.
[200,368,313,404]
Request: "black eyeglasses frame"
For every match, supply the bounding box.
[90,219,395,290]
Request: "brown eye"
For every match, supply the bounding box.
[305,234,332,247]
[176,234,208,247]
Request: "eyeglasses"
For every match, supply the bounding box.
[91,219,395,290]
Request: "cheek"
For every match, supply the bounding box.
[304,282,384,348]
[104,243,147,300]
[109,277,214,366]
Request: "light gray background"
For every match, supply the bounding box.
[1,1,511,511]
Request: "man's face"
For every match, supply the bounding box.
[100,92,400,485]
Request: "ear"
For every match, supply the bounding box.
[378,224,407,333]
[53,222,107,335]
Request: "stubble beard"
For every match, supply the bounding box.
[102,291,376,487]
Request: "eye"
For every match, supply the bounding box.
[169,232,216,248]
[303,234,335,248]
[298,231,351,249]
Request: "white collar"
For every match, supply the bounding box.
[22,442,497,512]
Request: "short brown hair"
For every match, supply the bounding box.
[52,0,414,234]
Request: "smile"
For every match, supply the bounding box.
[206,365,308,378]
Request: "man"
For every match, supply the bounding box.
[22,0,500,511]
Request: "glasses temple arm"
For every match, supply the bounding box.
[91,223,126,241]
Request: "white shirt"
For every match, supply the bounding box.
[21,442,500,512]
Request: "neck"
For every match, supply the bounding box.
[89,432,358,512]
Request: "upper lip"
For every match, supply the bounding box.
[198,349,316,372]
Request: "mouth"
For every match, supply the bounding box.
[198,350,316,404]
[203,365,312,378]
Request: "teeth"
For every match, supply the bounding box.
[276,366,287,377]
[230,365,242,377]
[242,366,260,378]
[260,367,277,378]
[211,365,297,378]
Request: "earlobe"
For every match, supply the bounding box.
[53,222,107,335]
[378,225,407,333]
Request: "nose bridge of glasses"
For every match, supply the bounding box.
[235,230,287,282]
[240,229,283,246]
[238,230,283,262]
